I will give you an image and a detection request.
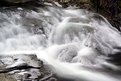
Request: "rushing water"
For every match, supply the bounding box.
[0,6,121,81]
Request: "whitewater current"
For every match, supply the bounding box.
[0,6,121,81]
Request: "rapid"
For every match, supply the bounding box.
[0,6,121,81]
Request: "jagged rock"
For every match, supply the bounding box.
[0,54,57,81]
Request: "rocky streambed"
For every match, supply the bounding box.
[0,0,121,81]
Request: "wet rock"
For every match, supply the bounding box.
[0,74,17,81]
[2,0,34,3]
[0,0,43,8]
[53,0,91,8]
[0,54,57,81]
[53,0,121,31]
[90,0,121,31]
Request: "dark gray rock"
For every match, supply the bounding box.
[0,54,57,81]
[0,0,43,7]
[3,0,34,3]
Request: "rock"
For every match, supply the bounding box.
[0,54,58,81]
[0,74,17,81]
[3,0,34,3]
[53,0,91,8]
[53,0,121,31]
[0,0,43,7]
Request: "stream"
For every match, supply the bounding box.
[0,6,121,81]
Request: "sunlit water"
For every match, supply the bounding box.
[0,6,121,81]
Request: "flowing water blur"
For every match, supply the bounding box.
[0,6,121,81]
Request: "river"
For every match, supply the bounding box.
[0,6,121,81]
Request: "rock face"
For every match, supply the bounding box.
[3,0,34,3]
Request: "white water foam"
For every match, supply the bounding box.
[0,7,121,81]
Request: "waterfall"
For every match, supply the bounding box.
[0,6,121,81]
